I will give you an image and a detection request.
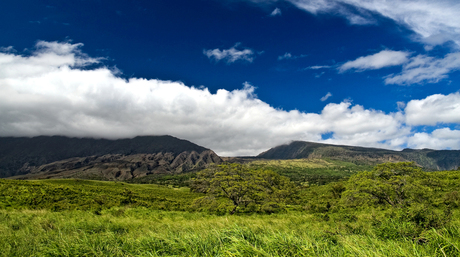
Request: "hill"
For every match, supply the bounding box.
[0,135,222,179]
[257,141,460,170]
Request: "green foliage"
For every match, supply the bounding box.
[0,179,201,212]
[128,172,197,187]
[343,162,434,208]
[1,162,460,255]
[191,163,297,214]
[248,158,371,185]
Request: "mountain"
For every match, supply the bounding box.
[0,136,222,179]
[257,141,460,171]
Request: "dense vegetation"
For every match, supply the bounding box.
[248,158,372,185]
[1,162,459,256]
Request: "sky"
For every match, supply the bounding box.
[0,0,459,156]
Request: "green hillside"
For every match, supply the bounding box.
[257,141,460,170]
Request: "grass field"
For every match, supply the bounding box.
[1,208,459,256]
[1,163,460,256]
[0,179,200,211]
[248,158,372,185]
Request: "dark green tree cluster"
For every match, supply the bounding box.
[191,163,297,214]
[298,162,458,239]
[343,162,433,208]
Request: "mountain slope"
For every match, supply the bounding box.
[0,135,220,178]
[11,151,221,181]
[257,141,460,171]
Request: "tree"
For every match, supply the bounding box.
[191,163,297,214]
[343,162,435,208]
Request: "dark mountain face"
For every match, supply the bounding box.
[0,136,220,178]
[11,151,222,181]
[257,141,460,171]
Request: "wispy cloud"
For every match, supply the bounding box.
[339,50,410,72]
[320,92,332,101]
[338,50,460,85]
[305,65,331,70]
[203,43,256,64]
[278,52,308,60]
[0,46,16,53]
[385,53,460,85]
[1,41,459,155]
[270,7,282,16]
[283,0,460,47]
[243,0,460,47]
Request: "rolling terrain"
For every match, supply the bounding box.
[257,141,460,171]
[0,136,222,179]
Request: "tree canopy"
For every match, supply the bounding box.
[191,163,297,214]
[343,162,436,208]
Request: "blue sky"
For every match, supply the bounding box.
[0,0,459,156]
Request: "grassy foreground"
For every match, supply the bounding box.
[1,163,460,256]
[1,208,459,257]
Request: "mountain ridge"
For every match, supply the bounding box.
[257,141,460,171]
[0,135,220,178]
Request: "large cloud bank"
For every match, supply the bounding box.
[1,41,459,156]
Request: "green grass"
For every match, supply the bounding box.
[1,208,459,256]
[249,158,372,185]
[1,165,460,256]
[0,179,201,211]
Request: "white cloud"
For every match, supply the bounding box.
[385,53,460,85]
[278,53,292,60]
[305,65,331,70]
[404,92,460,126]
[320,92,332,101]
[407,128,460,150]
[283,0,460,47]
[0,46,16,53]
[203,43,256,64]
[278,52,308,60]
[270,7,282,16]
[0,41,459,156]
[245,0,460,86]
[396,101,406,110]
[339,50,410,72]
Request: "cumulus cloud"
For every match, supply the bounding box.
[404,92,460,126]
[0,41,459,155]
[320,92,332,101]
[270,7,282,16]
[385,53,460,85]
[407,128,460,150]
[203,43,256,64]
[339,50,410,72]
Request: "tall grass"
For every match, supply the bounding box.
[1,208,459,256]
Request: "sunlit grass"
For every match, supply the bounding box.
[1,208,459,256]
